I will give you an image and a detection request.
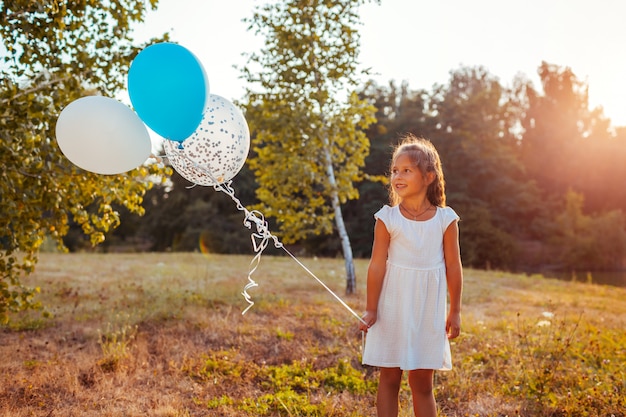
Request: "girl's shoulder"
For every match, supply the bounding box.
[374,204,397,223]
[439,205,459,216]
[375,204,392,214]
[439,205,460,226]
[374,203,390,216]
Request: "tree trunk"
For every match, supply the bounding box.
[323,145,357,294]
[331,189,357,294]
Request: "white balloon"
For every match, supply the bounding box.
[55,96,152,175]
[164,94,250,186]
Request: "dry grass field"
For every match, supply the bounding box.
[1,252,625,416]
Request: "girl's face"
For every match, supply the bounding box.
[390,153,434,200]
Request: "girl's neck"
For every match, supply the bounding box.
[400,198,431,212]
[399,199,434,220]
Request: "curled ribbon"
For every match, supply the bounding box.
[165,148,366,324]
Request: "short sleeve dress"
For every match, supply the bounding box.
[362,204,460,371]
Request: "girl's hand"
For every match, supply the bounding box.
[359,310,377,333]
[446,311,461,339]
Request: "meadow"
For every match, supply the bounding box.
[1,252,624,416]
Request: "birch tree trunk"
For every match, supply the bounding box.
[323,140,357,294]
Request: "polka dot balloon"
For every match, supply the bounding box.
[165,94,250,186]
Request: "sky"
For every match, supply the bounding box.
[130,0,626,127]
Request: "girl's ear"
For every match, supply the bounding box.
[425,171,436,185]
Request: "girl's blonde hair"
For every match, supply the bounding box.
[388,134,446,207]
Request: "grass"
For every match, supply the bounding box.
[1,252,625,416]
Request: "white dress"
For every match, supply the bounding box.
[362,204,459,371]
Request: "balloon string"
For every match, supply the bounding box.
[278,243,366,325]
[164,150,365,325]
[215,180,365,324]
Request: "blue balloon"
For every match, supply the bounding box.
[128,43,209,142]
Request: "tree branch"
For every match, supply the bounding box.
[1,74,73,105]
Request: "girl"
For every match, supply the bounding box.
[359,134,463,417]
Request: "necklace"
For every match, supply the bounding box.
[400,203,433,220]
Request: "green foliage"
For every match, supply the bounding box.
[2,315,49,331]
[97,312,138,372]
[441,307,626,416]
[275,327,295,341]
[189,349,246,381]
[136,171,256,253]
[185,350,375,416]
[239,358,376,416]
[455,204,517,269]
[321,358,372,393]
[241,0,378,294]
[553,190,626,270]
[187,352,373,396]
[261,361,321,392]
[242,0,377,244]
[260,359,375,396]
[239,389,322,416]
[0,0,170,322]
[430,67,540,234]
[203,395,234,409]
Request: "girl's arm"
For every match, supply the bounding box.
[359,219,390,332]
[443,220,463,339]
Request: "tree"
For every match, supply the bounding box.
[520,62,613,200]
[426,66,543,268]
[553,190,626,270]
[0,0,168,322]
[241,0,377,293]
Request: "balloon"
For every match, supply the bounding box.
[128,42,209,142]
[55,96,152,175]
[164,94,250,186]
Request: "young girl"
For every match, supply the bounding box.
[359,134,463,417]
